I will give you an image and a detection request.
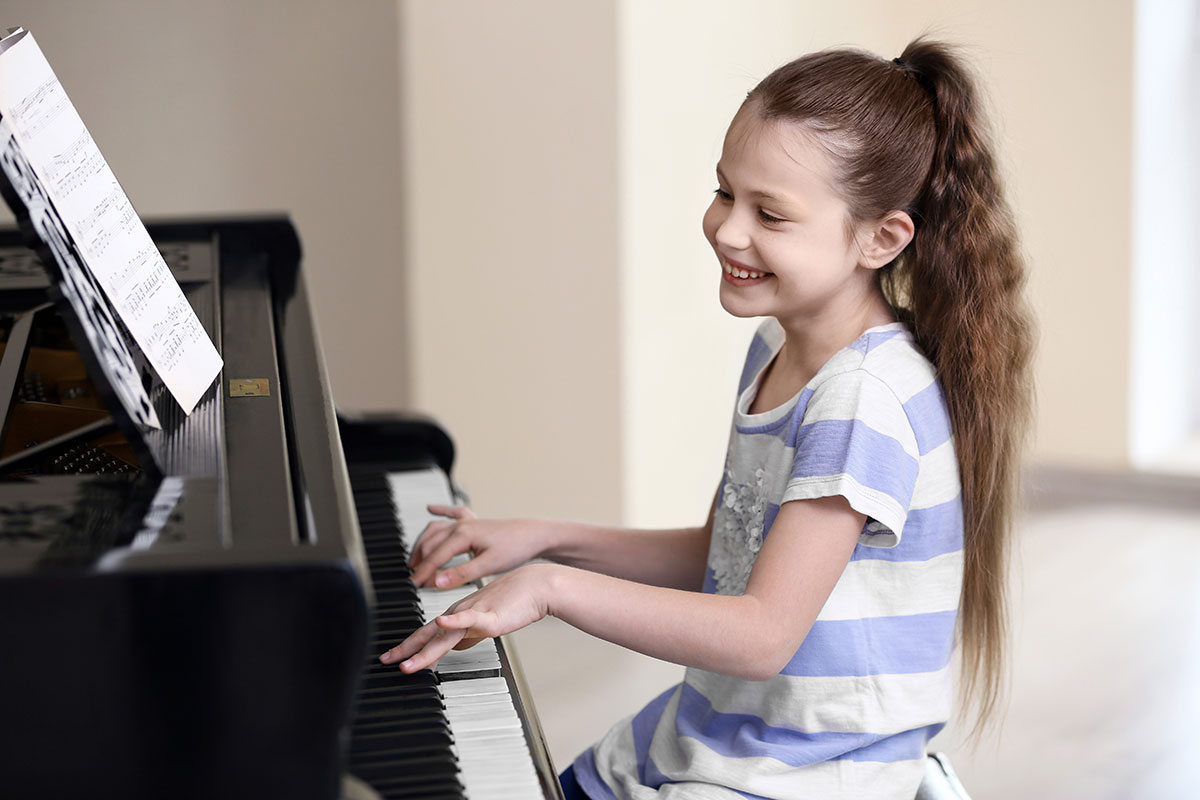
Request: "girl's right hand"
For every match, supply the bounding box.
[408,505,548,589]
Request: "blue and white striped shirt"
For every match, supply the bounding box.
[574,319,963,800]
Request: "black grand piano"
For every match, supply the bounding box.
[0,210,563,798]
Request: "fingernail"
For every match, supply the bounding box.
[379,652,392,663]
[400,659,414,671]
[435,573,449,587]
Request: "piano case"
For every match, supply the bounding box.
[0,149,372,798]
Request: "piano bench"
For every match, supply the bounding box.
[915,752,972,800]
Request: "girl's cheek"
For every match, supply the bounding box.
[701,206,720,245]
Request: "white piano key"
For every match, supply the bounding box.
[441,677,510,697]
[387,467,454,551]
[418,584,476,615]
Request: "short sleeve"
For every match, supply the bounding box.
[782,369,919,547]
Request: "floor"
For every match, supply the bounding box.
[508,500,1200,799]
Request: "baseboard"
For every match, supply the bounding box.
[1023,463,1200,512]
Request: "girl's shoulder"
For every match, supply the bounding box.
[808,322,942,413]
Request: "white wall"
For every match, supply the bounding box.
[1130,0,1200,467]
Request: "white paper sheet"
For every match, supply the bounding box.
[0,29,222,417]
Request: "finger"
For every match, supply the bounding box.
[396,626,466,673]
[427,504,468,519]
[412,517,456,556]
[427,504,476,522]
[378,620,440,665]
[436,608,498,639]
[453,636,485,651]
[431,552,496,589]
[409,520,455,568]
[412,531,477,587]
[411,524,464,582]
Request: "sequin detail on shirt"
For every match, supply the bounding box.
[708,460,768,595]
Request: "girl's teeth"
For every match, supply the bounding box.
[725,263,764,279]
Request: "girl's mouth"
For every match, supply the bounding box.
[722,261,770,285]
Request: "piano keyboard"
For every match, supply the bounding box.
[388,469,502,677]
[347,465,547,800]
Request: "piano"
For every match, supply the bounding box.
[0,216,564,800]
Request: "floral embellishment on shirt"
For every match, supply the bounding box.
[708,462,768,595]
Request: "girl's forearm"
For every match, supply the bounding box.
[536,521,710,591]
[541,564,791,681]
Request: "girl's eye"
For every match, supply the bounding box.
[714,187,732,201]
[758,209,785,225]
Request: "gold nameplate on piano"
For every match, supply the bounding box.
[229,378,270,397]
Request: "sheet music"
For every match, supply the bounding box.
[0,29,221,417]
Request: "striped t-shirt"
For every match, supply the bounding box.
[574,319,963,800]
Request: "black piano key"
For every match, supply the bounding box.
[372,592,423,606]
[367,756,460,781]
[354,691,443,710]
[363,779,464,800]
[351,702,450,724]
[352,759,463,797]
[371,617,425,633]
[351,722,454,752]
[371,627,423,641]
[352,750,460,781]
[354,686,444,706]
[359,667,437,689]
[364,761,460,787]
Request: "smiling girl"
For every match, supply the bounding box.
[380,38,1034,800]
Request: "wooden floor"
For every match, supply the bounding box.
[510,499,1200,799]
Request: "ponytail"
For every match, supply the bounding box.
[748,38,1036,736]
[890,39,1035,736]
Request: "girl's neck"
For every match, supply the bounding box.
[773,291,895,383]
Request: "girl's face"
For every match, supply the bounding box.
[702,111,878,329]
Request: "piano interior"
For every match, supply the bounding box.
[0,306,140,474]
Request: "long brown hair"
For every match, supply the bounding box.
[748,39,1035,735]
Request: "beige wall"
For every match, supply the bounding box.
[933,0,1135,469]
[0,0,408,413]
[398,1,623,523]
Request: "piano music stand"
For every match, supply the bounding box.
[0,116,163,479]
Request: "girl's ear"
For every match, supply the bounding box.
[858,211,915,269]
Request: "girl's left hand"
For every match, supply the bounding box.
[377,563,556,673]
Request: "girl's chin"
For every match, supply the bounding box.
[715,297,763,319]
[718,288,767,319]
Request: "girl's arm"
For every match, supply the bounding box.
[409,490,719,592]
[383,494,863,681]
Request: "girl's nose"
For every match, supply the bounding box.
[713,209,751,251]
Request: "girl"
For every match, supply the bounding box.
[380,37,1034,800]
